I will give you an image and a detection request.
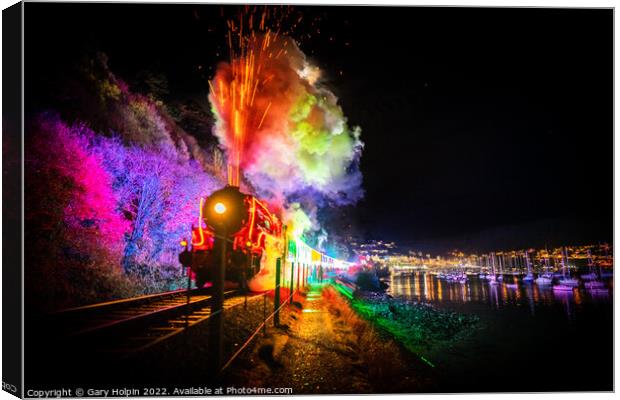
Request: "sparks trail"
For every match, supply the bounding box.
[208,6,364,222]
[209,6,299,187]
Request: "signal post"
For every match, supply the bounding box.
[202,186,246,373]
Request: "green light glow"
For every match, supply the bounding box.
[329,282,439,369]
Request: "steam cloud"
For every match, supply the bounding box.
[209,35,364,238]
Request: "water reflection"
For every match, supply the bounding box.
[386,271,613,319]
[384,271,613,391]
[523,284,535,316]
[489,283,499,309]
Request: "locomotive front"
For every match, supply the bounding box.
[183,185,283,288]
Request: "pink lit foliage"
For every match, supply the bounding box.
[25,114,132,310]
[29,114,128,263]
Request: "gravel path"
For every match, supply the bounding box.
[222,284,374,394]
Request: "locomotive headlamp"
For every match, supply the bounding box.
[203,186,247,234]
[214,202,227,215]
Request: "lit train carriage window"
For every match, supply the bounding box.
[288,239,297,257]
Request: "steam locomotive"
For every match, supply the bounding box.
[181,185,283,288]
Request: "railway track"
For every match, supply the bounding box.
[39,288,262,357]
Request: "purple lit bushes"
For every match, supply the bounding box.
[25,113,222,311]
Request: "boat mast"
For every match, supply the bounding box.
[524,250,531,275]
[566,247,571,278]
[499,253,503,274]
[561,247,568,278]
[588,249,597,276]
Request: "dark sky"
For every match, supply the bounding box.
[26,4,613,253]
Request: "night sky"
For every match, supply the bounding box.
[26,4,613,253]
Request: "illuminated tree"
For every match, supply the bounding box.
[25,114,130,310]
[93,138,219,274]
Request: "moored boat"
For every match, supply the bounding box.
[588,287,609,296]
[536,254,554,285]
[556,247,579,288]
[536,273,553,285]
[582,250,599,281]
[581,272,597,280]
[585,280,605,289]
[523,251,534,282]
[558,278,579,287]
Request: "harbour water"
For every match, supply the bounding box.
[386,272,613,392]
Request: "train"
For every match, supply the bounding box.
[179,185,354,289]
[179,185,282,288]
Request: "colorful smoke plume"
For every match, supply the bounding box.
[208,17,364,220]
